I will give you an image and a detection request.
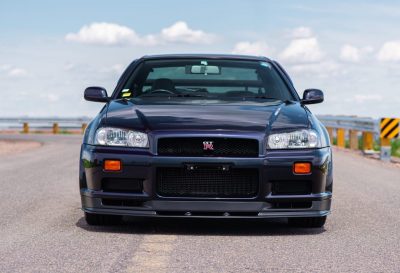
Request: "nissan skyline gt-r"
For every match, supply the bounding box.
[80,54,333,228]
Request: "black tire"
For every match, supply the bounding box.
[288,216,327,228]
[84,212,122,226]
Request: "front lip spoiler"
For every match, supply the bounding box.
[266,192,332,202]
[81,194,332,219]
[82,207,330,219]
[81,189,150,200]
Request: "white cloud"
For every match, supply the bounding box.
[65,21,215,46]
[231,41,269,56]
[289,60,341,77]
[377,41,400,62]
[340,45,374,62]
[39,93,60,102]
[65,22,142,46]
[63,63,76,71]
[353,94,382,103]
[291,26,313,38]
[340,44,360,62]
[1,65,29,78]
[7,68,28,77]
[280,37,323,63]
[47,94,60,102]
[108,64,124,74]
[160,21,216,44]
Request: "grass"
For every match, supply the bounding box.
[390,139,400,157]
[59,130,74,135]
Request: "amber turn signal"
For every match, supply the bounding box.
[293,162,311,174]
[104,160,121,171]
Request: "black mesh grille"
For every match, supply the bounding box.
[156,167,259,198]
[157,137,259,157]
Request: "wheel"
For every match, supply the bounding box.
[84,212,122,226]
[288,216,327,228]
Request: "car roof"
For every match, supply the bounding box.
[139,54,271,62]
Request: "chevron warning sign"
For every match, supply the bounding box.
[380,118,399,139]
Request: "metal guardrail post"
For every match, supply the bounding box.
[337,128,345,148]
[81,123,87,134]
[349,130,358,150]
[23,122,29,134]
[362,132,374,151]
[380,138,391,162]
[52,123,59,134]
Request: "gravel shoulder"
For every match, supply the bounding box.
[0,139,42,156]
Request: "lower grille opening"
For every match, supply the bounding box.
[271,180,312,195]
[156,167,259,198]
[102,199,144,207]
[273,202,312,209]
[101,178,144,193]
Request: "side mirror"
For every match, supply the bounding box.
[301,89,324,104]
[84,86,109,102]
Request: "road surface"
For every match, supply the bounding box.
[0,134,399,273]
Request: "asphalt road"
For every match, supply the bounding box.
[0,134,399,273]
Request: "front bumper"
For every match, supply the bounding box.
[80,144,332,219]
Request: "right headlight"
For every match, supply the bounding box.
[267,129,320,149]
[95,127,149,148]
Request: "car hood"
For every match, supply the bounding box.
[104,99,310,133]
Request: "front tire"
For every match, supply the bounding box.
[84,212,122,226]
[288,216,327,228]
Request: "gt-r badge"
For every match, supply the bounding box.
[203,141,214,151]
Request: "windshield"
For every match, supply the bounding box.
[118,59,295,101]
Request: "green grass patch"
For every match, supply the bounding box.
[59,130,73,135]
[391,139,400,157]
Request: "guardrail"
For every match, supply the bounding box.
[318,115,398,161]
[318,115,376,151]
[0,117,91,134]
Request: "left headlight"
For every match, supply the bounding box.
[95,127,149,148]
[267,129,320,149]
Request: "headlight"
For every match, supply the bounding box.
[95,127,149,148]
[267,129,319,149]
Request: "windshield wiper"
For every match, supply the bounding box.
[247,96,296,104]
[243,96,282,100]
[139,93,206,98]
[176,93,206,98]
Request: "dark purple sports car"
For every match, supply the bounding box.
[80,54,332,228]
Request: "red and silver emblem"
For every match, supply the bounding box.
[203,141,214,151]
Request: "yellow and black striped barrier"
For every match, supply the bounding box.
[380,118,399,139]
[380,117,399,161]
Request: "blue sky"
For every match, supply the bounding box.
[1,0,400,117]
